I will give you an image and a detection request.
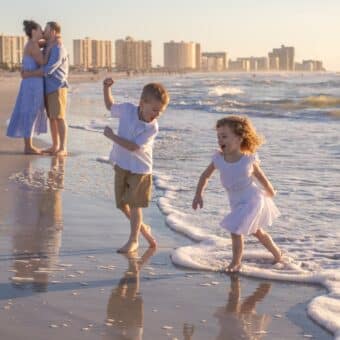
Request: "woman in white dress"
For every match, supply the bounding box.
[192,115,282,272]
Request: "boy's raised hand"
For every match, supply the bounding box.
[103,77,114,87]
[192,194,203,210]
[104,126,115,140]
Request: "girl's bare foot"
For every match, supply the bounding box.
[226,262,242,273]
[141,224,157,248]
[117,241,139,253]
[272,251,284,265]
[24,147,42,155]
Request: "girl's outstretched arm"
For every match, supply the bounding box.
[253,162,276,197]
[192,162,215,209]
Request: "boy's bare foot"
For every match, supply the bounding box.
[117,241,139,253]
[24,147,42,155]
[141,224,157,248]
[226,262,242,273]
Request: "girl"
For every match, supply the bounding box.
[192,115,282,272]
[7,20,48,154]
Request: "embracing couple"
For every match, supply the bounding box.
[6,20,69,156]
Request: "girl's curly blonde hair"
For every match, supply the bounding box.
[216,115,264,154]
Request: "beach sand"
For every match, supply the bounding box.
[0,73,332,339]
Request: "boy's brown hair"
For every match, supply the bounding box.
[216,115,264,154]
[141,83,170,106]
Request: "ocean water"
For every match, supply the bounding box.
[11,72,340,337]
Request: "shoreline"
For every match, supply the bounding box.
[0,75,334,339]
[0,69,176,84]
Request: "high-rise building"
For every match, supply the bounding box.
[268,45,295,71]
[164,41,200,71]
[314,60,325,71]
[255,57,269,71]
[73,38,92,69]
[201,52,228,71]
[92,40,112,69]
[227,56,269,72]
[195,44,201,71]
[73,38,112,70]
[228,58,250,72]
[0,34,25,69]
[268,53,279,71]
[115,37,152,72]
[246,57,268,71]
[295,60,325,72]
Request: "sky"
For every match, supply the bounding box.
[1,0,340,70]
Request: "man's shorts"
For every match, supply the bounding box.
[114,164,152,208]
[45,87,68,119]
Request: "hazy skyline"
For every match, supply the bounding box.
[1,0,339,70]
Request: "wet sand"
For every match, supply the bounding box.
[0,73,333,339]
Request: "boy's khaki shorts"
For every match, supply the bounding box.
[45,87,68,119]
[114,164,152,209]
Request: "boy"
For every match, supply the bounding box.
[103,77,170,253]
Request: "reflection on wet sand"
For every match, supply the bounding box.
[183,322,195,339]
[11,156,66,292]
[214,275,272,340]
[105,248,155,340]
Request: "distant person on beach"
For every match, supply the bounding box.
[103,77,170,253]
[192,115,282,272]
[22,21,69,156]
[6,20,48,154]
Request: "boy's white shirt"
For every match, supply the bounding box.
[109,103,158,174]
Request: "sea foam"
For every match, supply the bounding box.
[209,85,244,96]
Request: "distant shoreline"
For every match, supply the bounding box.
[0,69,335,82]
